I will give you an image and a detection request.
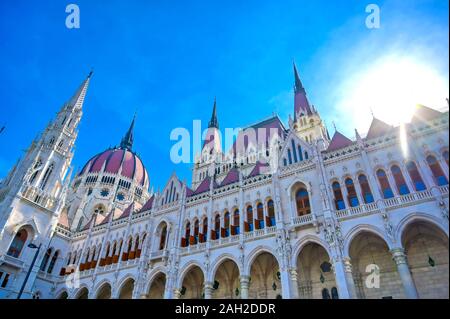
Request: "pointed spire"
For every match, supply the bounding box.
[293,61,305,94]
[208,97,219,129]
[67,71,92,110]
[292,61,312,117]
[120,114,136,150]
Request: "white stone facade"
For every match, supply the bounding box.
[0,68,448,300]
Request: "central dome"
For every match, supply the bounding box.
[80,147,148,187]
[78,115,149,188]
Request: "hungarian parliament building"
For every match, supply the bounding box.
[0,65,448,299]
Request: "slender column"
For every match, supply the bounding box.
[390,248,419,299]
[332,258,353,299]
[342,257,357,299]
[280,269,291,299]
[204,281,214,299]
[289,268,299,299]
[240,276,250,299]
[173,289,182,299]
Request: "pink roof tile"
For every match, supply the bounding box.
[89,150,113,173]
[221,168,240,186]
[366,118,393,140]
[119,204,133,219]
[80,147,148,186]
[105,149,124,174]
[232,116,286,155]
[247,161,270,178]
[193,177,211,195]
[58,210,70,228]
[411,104,443,123]
[327,131,354,152]
[141,195,155,212]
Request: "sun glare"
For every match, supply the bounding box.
[338,55,449,135]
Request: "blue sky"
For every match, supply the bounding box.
[0,0,448,190]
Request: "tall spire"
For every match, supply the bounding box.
[120,114,135,150]
[293,61,305,94]
[67,70,93,110]
[208,97,219,129]
[293,61,312,116]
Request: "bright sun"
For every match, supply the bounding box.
[338,54,449,135]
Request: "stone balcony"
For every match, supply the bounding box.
[334,186,448,220]
[21,184,57,211]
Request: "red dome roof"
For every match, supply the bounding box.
[80,147,148,187]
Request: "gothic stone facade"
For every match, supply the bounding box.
[0,67,448,299]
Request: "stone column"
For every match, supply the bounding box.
[390,248,419,299]
[173,288,182,299]
[332,258,354,299]
[342,257,357,299]
[289,268,299,299]
[240,276,250,299]
[204,281,214,299]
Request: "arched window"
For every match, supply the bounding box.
[214,215,221,240]
[256,203,264,229]
[7,228,28,258]
[331,287,339,299]
[29,160,42,184]
[427,155,448,186]
[358,174,374,203]
[267,199,276,226]
[376,169,394,199]
[391,165,410,195]
[246,206,254,232]
[332,182,345,210]
[345,178,359,207]
[40,248,52,271]
[40,164,54,190]
[296,188,311,216]
[443,150,449,167]
[159,224,167,250]
[202,217,208,243]
[194,219,199,244]
[184,222,190,247]
[224,212,230,237]
[47,251,59,274]
[322,288,331,299]
[287,149,293,165]
[233,209,240,235]
[66,253,72,266]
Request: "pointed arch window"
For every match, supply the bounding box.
[232,209,240,235]
[267,199,276,226]
[47,251,59,274]
[201,217,208,243]
[214,214,221,240]
[287,149,293,165]
[7,228,28,258]
[332,182,345,210]
[29,160,42,184]
[331,287,339,299]
[40,248,52,271]
[256,203,264,229]
[427,155,448,186]
[182,222,190,247]
[159,224,167,250]
[358,174,374,203]
[40,164,54,190]
[345,178,359,207]
[246,206,254,232]
[376,169,394,199]
[406,161,427,190]
[194,219,200,244]
[224,212,230,237]
[322,288,331,299]
[297,145,304,161]
[391,165,410,195]
[295,188,311,216]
